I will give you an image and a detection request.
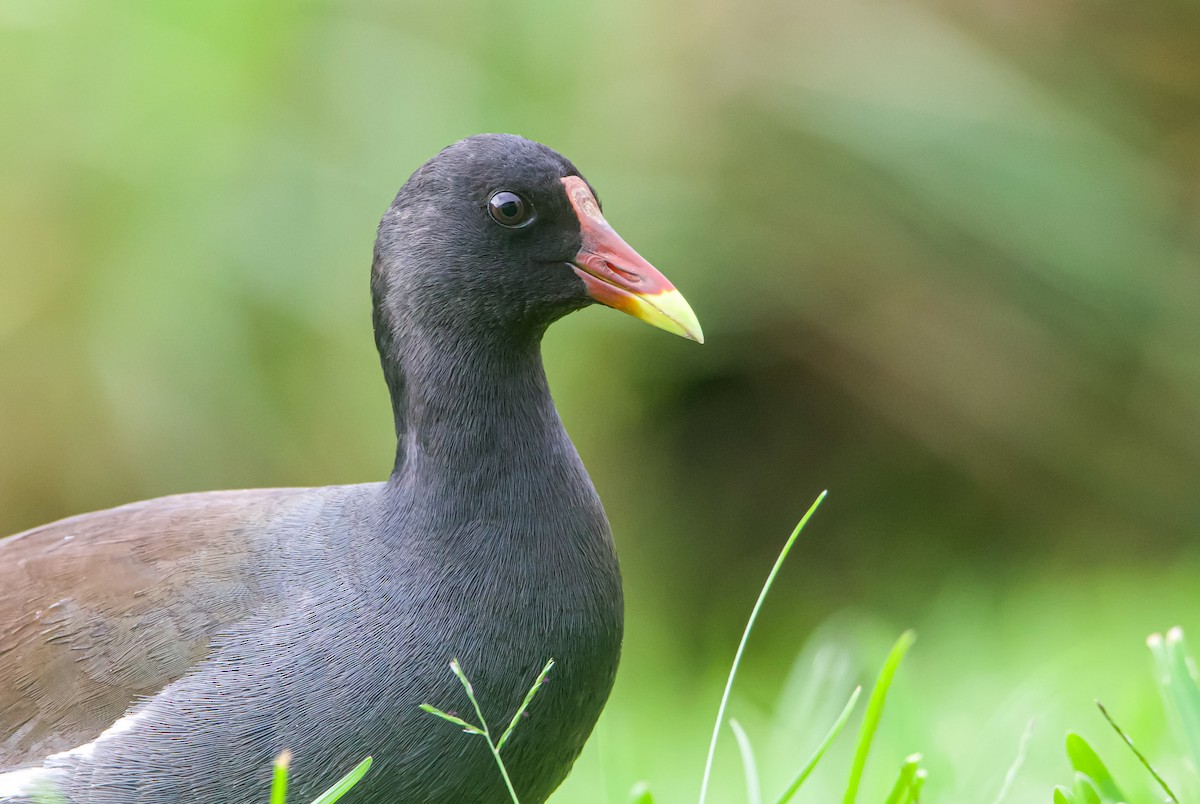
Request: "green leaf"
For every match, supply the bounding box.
[309,756,373,804]
[1158,628,1200,770]
[843,630,918,804]
[1064,733,1124,802]
[1053,786,1076,804]
[777,686,862,803]
[1071,773,1101,804]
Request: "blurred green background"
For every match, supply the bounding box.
[2,0,1198,800]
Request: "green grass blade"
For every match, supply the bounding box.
[1064,733,1124,802]
[1095,700,1177,803]
[729,718,762,804]
[271,750,291,804]
[910,768,927,802]
[1162,628,1200,768]
[497,658,555,752]
[883,754,921,804]
[776,685,862,804]
[1071,772,1101,804]
[1053,785,1075,804]
[842,629,917,804]
[697,490,828,804]
[309,757,374,804]
[629,781,655,804]
[992,718,1034,804]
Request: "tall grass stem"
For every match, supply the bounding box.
[697,490,828,804]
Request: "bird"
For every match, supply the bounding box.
[0,134,703,803]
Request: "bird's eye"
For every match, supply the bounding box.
[487,191,534,228]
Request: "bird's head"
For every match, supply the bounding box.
[371,134,703,350]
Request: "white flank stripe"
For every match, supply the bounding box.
[47,706,150,763]
[0,707,150,799]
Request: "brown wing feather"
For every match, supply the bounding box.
[0,488,307,767]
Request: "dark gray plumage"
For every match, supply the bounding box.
[0,134,701,803]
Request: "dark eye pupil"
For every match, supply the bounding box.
[488,191,533,227]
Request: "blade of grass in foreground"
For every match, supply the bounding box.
[729,718,762,804]
[310,757,374,804]
[271,751,291,804]
[883,753,922,804]
[1095,700,1177,803]
[266,751,371,804]
[909,768,927,801]
[1151,628,1200,771]
[1071,772,1102,803]
[697,490,827,804]
[843,629,917,804]
[628,781,655,804]
[1064,733,1124,802]
[776,685,862,804]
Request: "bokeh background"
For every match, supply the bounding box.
[2,0,1198,800]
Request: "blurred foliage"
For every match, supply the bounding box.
[1,0,1198,800]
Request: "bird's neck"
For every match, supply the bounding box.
[382,327,582,500]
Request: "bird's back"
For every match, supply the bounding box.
[0,487,341,767]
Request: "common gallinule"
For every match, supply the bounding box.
[0,134,702,803]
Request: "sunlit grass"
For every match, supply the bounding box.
[23,508,1200,804]
[697,631,917,804]
[557,554,1200,803]
[776,686,861,802]
[698,492,828,804]
[1050,627,1200,804]
[623,494,924,804]
[269,753,372,804]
